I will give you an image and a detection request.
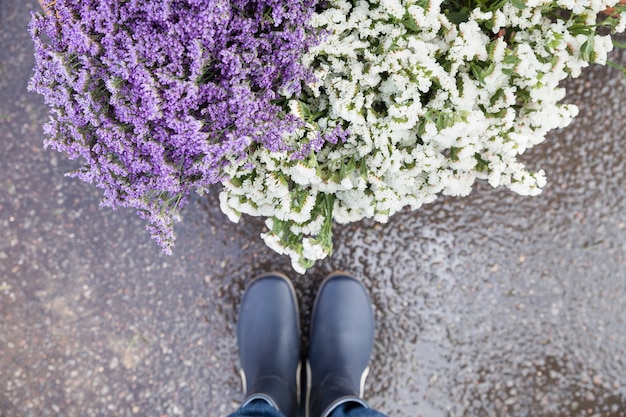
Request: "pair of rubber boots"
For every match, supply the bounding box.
[237,272,375,417]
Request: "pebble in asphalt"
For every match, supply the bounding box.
[1,2,626,416]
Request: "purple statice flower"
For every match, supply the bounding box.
[29,0,323,253]
[289,124,350,160]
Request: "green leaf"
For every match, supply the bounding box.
[474,153,490,172]
[503,54,521,66]
[339,160,347,180]
[449,146,460,161]
[581,35,594,61]
[510,0,527,9]
[490,88,505,105]
[392,116,409,123]
[299,101,312,120]
[447,12,469,25]
[298,258,315,269]
[359,161,368,179]
[306,152,318,169]
[470,63,487,84]
[401,18,420,33]
[346,157,357,176]
[276,172,289,186]
[230,177,242,187]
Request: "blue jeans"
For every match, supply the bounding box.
[227,399,388,417]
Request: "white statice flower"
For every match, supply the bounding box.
[591,35,614,65]
[448,20,490,65]
[261,231,286,256]
[508,168,547,196]
[289,194,317,223]
[287,163,322,187]
[492,9,508,33]
[380,0,405,19]
[301,215,325,235]
[261,231,309,274]
[302,238,327,261]
[265,172,289,199]
[616,12,626,32]
[470,8,493,21]
[514,43,550,81]
[215,0,626,273]
[219,191,241,223]
[407,5,441,39]
[441,171,477,197]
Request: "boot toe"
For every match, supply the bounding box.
[310,274,374,372]
[237,273,300,416]
[307,273,375,417]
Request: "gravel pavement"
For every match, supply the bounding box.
[1,2,626,416]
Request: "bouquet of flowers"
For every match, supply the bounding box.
[31,0,626,273]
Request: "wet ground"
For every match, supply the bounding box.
[1,2,626,416]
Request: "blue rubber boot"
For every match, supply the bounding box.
[237,273,301,417]
[306,273,375,417]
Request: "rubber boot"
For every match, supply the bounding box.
[237,273,301,417]
[306,273,375,417]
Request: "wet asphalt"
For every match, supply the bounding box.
[1,1,626,416]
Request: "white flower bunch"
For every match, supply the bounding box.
[220,0,626,273]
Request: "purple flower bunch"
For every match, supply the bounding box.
[30,0,322,252]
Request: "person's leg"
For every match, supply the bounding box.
[235,273,301,417]
[327,402,388,417]
[227,398,288,417]
[306,272,384,417]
